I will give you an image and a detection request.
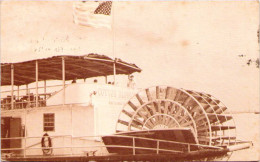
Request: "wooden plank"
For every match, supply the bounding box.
[156,86,160,99]
[196,125,210,132]
[207,114,233,123]
[122,109,134,118]
[132,119,144,127]
[215,107,227,114]
[197,136,236,143]
[118,119,129,126]
[145,88,159,122]
[128,101,138,111]
[211,125,236,131]
[205,105,219,113]
[173,90,181,101]
[136,94,144,105]
[165,87,172,99]
[164,104,176,126]
[182,96,193,106]
[130,121,143,130]
[162,101,169,124]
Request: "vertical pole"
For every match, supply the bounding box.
[35,60,38,108]
[17,86,20,100]
[133,137,135,155]
[188,144,190,152]
[17,86,20,108]
[157,140,159,154]
[70,105,73,155]
[24,108,27,157]
[105,76,107,84]
[24,137,26,157]
[26,84,29,108]
[11,64,14,109]
[62,57,65,105]
[70,135,73,155]
[112,2,116,84]
[113,60,116,84]
[44,80,47,100]
[26,84,29,95]
[112,1,115,57]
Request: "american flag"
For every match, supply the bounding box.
[73,1,112,29]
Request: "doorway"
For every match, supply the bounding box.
[1,117,22,154]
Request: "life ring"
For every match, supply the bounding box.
[41,133,52,155]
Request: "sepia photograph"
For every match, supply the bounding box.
[0,0,259,161]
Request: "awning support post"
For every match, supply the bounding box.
[17,86,20,100]
[26,84,29,104]
[62,57,65,105]
[44,80,47,100]
[35,60,38,108]
[11,64,14,109]
[113,59,116,83]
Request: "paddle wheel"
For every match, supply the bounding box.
[116,86,236,147]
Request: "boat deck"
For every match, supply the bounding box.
[4,149,229,161]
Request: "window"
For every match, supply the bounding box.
[43,113,55,131]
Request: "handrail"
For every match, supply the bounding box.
[1,135,71,140]
[1,145,183,153]
[0,133,231,160]
[1,84,66,94]
[0,133,222,149]
[112,135,222,149]
[73,134,222,149]
[1,134,223,151]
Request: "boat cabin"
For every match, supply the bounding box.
[1,54,141,157]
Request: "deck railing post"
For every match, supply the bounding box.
[70,135,73,155]
[133,137,135,155]
[35,60,39,108]
[44,80,47,100]
[188,143,190,152]
[17,86,20,100]
[11,64,14,109]
[23,137,26,158]
[62,57,65,105]
[157,140,159,154]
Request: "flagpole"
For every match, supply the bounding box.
[112,1,116,84]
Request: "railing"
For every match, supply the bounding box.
[1,83,64,110]
[1,134,223,159]
[1,94,51,110]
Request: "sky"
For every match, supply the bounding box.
[1,1,259,112]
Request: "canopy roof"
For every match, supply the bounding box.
[1,54,142,86]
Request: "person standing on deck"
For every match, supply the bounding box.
[127,74,136,89]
